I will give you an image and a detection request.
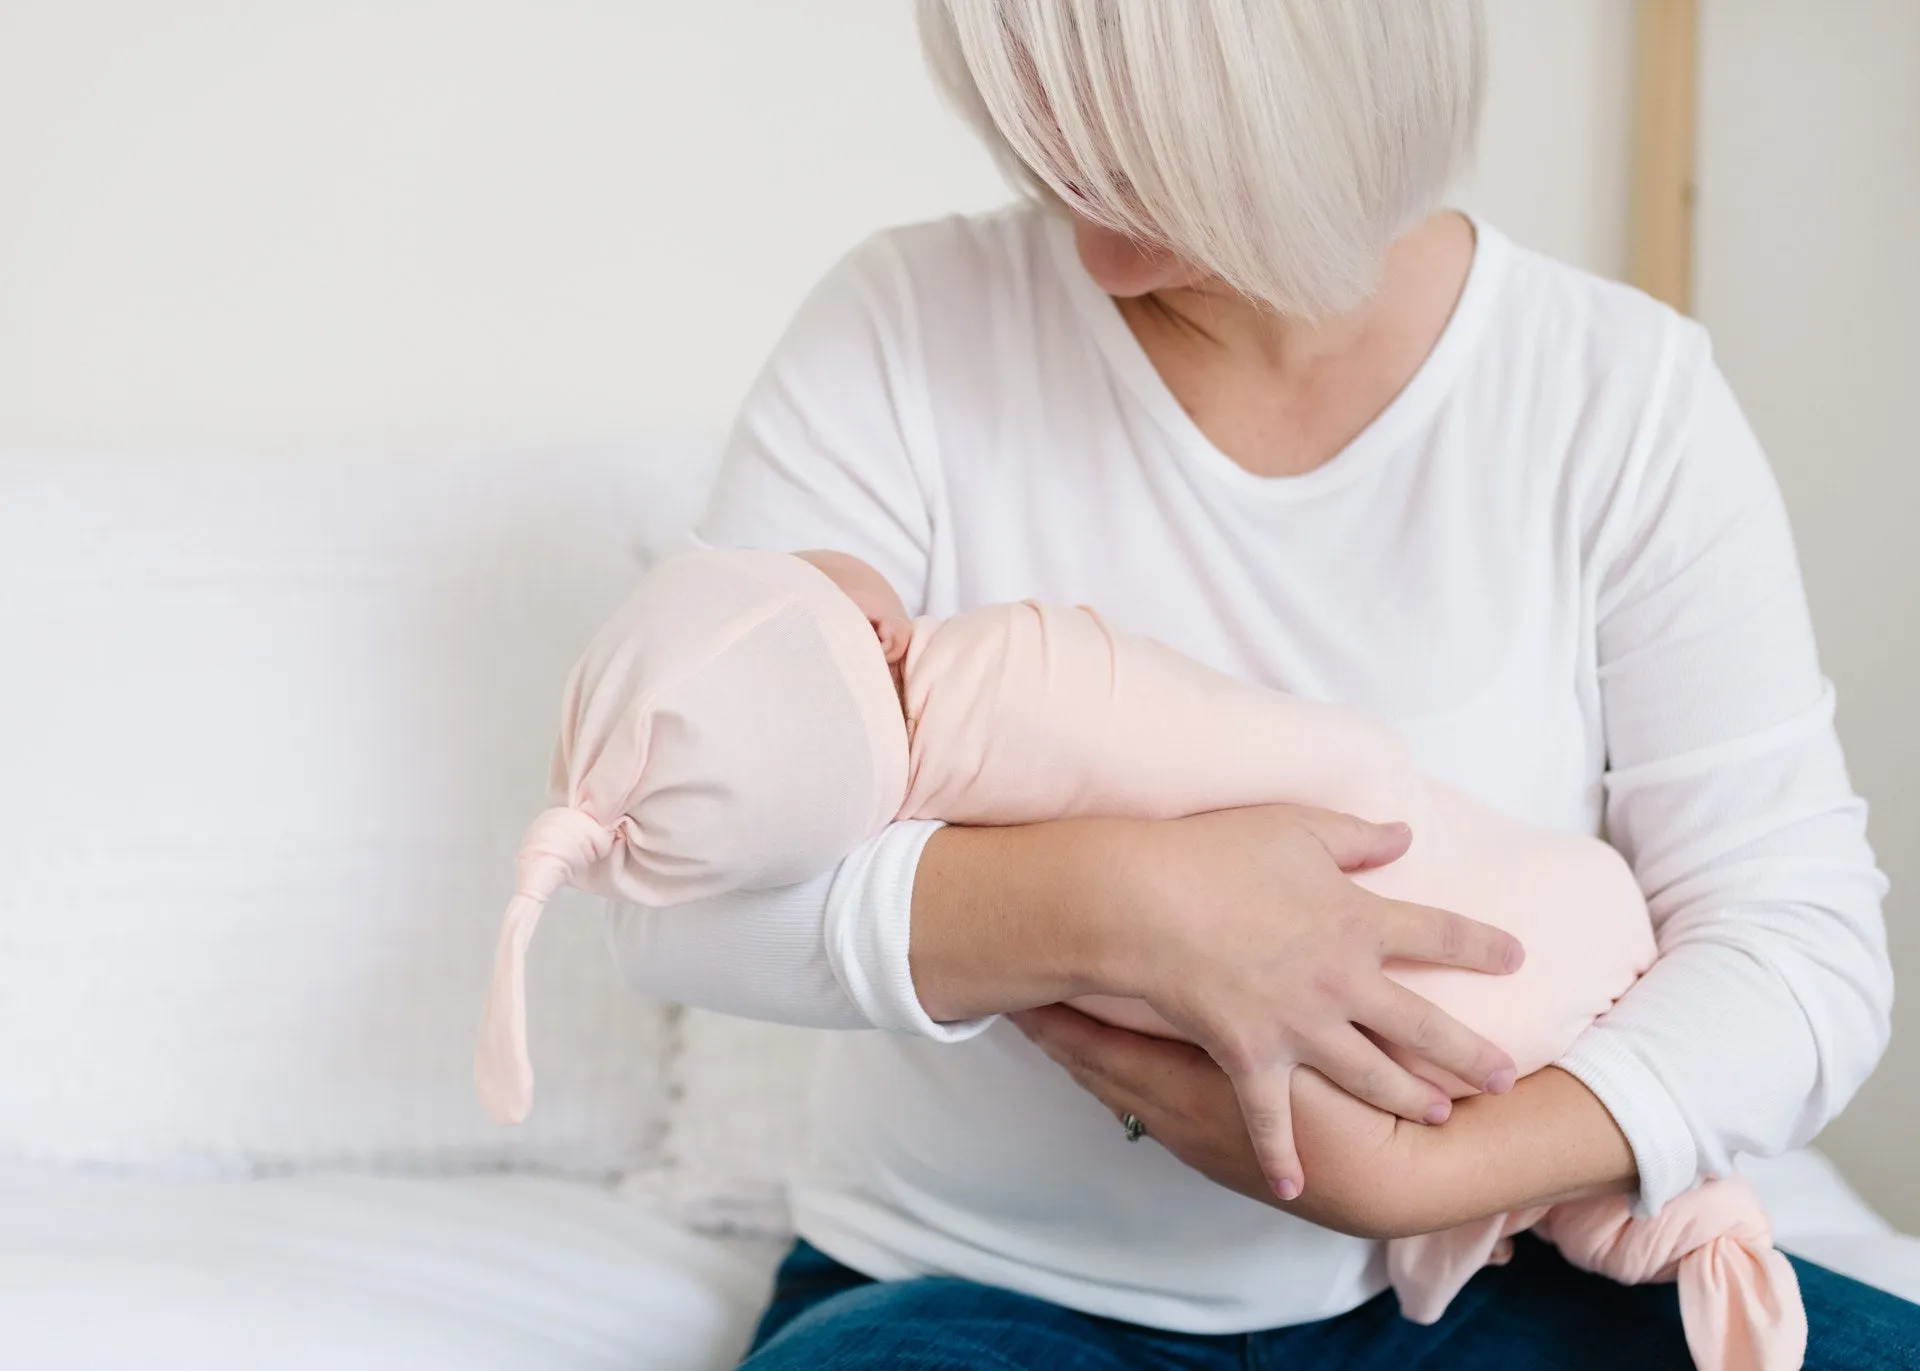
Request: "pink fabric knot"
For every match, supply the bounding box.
[512,805,617,905]
[475,806,617,1125]
[1538,1178,1806,1371]
[1393,1178,1804,1371]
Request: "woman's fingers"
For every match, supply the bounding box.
[1357,978,1517,1095]
[1308,1025,1453,1124]
[1011,1005,1314,1191]
[1281,806,1414,874]
[1008,1005,1184,1120]
[1377,898,1525,977]
[1228,1062,1303,1200]
[1012,1006,1294,1208]
[1367,899,1518,1091]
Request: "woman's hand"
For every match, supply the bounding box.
[910,805,1522,1204]
[1011,1003,1636,1238]
[1101,806,1520,1200]
[1010,1002,1424,1237]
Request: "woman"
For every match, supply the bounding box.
[613,1,1917,1365]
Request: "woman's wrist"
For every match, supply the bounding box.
[907,818,1147,1023]
[1279,1066,1638,1238]
[1404,1068,1638,1228]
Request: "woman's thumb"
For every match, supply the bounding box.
[1295,808,1413,873]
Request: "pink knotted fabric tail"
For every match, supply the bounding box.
[1679,1230,1806,1371]
[1391,1175,1803,1371]
[1537,1177,1807,1371]
[1390,1208,1550,1325]
[474,806,616,1124]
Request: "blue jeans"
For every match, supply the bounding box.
[742,1235,1920,1370]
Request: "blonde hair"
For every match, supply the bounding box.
[919,0,1484,318]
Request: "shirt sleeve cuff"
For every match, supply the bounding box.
[822,819,995,1042]
[1557,1027,1702,1216]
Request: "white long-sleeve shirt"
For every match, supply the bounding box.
[607,206,1891,1334]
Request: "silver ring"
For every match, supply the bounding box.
[1121,1112,1146,1143]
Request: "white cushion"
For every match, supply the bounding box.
[0,446,711,1174]
[0,1161,784,1371]
[621,1009,823,1236]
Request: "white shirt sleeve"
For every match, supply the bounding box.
[1557,339,1892,1214]
[604,818,971,1033]
[603,236,992,1042]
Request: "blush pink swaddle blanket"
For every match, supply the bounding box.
[474,548,1804,1371]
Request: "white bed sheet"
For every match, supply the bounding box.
[2,1152,1913,1370]
[0,1164,785,1371]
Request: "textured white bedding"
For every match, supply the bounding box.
[5,1151,1914,1370]
[0,1164,785,1371]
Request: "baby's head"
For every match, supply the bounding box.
[549,547,912,906]
[477,547,911,1123]
[793,549,913,668]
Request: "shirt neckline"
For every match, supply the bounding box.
[1044,210,1506,502]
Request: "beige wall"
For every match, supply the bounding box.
[0,0,1635,449]
[0,0,1009,449]
[1694,0,1920,1230]
[1,1,1911,1219]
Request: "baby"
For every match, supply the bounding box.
[476,547,1801,1371]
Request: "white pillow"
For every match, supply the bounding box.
[622,1009,822,1237]
[0,446,712,1175]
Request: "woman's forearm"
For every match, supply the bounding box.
[1010,1004,1629,1240]
[1287,1066,1637,1239]
[908,819,1137,1023]
[605,817,1134,1037]
[917,805,1526,1196]
[1403,1067,1637,1229]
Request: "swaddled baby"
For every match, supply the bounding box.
[475,547,1802,1371]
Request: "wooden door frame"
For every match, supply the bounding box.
[1629,0,1699,312]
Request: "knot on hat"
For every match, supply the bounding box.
[474,806,618,1127]
[512,805,617,906]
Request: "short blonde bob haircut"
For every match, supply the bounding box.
[919,0,1484,319]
